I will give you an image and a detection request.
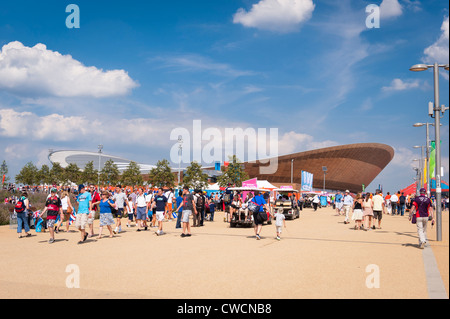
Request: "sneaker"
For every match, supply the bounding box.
[48,238,55,244]
[276,236,280,241]
[419,242,425,249]
[256,234,261,240]
[181,233,186,237]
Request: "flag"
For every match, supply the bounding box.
[69,209,77,225]
[429,141,436,179]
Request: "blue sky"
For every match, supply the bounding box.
[0,0,448,193]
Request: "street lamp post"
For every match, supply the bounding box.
[322,166,327,193]
[178,136,183,188]
[410,62,449,242]
[98,144,103,188]
[413,146,425,189]
[413,122,435,197]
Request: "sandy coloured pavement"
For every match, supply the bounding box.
[0,206,448,299]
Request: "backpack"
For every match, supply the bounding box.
[196,195,204,210]
[14,198,26,213]
[223,193,231,203]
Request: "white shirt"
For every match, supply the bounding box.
[343,195,353,206]
[274,212,285,227]
[136,194,147,207]
[390,194,398,203]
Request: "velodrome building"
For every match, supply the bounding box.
[49,143,394,193]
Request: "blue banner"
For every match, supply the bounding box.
[301,171,313,192]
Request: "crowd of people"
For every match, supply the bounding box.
[333,188,437,249]
[8,183,445,247]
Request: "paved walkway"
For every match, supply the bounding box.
[0,206,448,299]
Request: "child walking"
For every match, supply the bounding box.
[273,209,286,240]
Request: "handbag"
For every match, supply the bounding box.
[411,213,416,224]
[248,201,260,213]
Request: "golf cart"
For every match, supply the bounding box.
[227,187,272,228]
[273,188,300,220]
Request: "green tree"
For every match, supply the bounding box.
[0,160,10,185]
[217,155,248,188]
[147,159,174,188]
[100,159,120,186]
[63,163,81,185]
[182,161,209,190]
[120,161,143,186]
[49,162,65,185]
[82,161,99,185]
[15,162,39,185]
[37,164,51,185]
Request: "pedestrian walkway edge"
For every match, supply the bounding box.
[423,246,448,299]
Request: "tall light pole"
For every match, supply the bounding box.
[98,144,103,188]
[410,62,449,242]
[413,122,435,197]
[322,166,327,193]
[178,136,183,188]
[413,145,425,189]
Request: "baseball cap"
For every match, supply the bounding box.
[78,184,85,192]
[51,187,57,193]
[419,188,426,194]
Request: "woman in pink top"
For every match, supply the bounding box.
[362,193,374,230]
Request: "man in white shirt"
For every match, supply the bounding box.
[372,189,385,229]
[390,192,399,215]
[342,190,354,224]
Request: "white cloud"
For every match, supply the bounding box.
[278,131,338,155]
[233,0,315,33]
[380,0,403,19]
[423,16,449,65]
[152,54,256,77]
[382,78,420,91]
[0,41,139,98]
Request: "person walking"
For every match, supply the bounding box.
[112,185,128,234]
[342,190,354,224]
[39,188,63,244]
[251,190,269,240]
[409,188,434,249]
[362,193,374,230]
[390,192,399,215]
[351,193,364,230]
[273,208,286,240]
[372,189,385,229]
[93,191,117,239]
[398,192,406,216]
[87,184,101,238]
[175,186,197,237]
[56,191,74,233]
[74,184,92,244]
[175,190,183,229]
[15,191,31,239]
[153,188,168,236]
[335,191,343,215]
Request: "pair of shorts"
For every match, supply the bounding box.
[114,208,124,218]
[88,211,95,224]
[46,218,56,228]
[181,210,192,223]
[99,213,115,226]
[276,226,283,234]
[75,213,89,229]
[136,207,147,220]
[128,213,134,221]
[156,211,165,222]
[373,210,382,220]
[253,212,264,225]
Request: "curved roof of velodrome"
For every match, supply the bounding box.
[242,143,394,193]
[48,150,156,172]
